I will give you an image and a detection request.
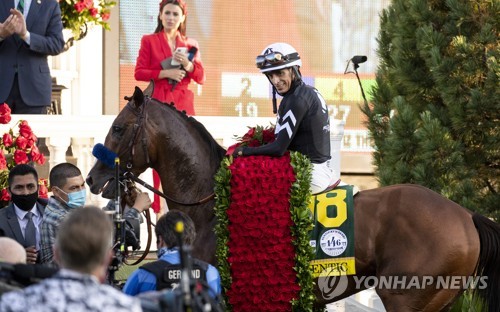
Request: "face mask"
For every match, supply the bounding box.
[58,188,86,209]
[11,192,39,211]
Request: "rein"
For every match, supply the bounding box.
[123,98,215,207]
[123,171,215,206]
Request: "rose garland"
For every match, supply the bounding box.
[214,126,315,311]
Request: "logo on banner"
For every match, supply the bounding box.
[320,229,348,257]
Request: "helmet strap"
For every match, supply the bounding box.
[272,87,277,114]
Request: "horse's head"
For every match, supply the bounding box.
[87,86,153,199]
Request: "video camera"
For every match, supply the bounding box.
[0,262,58,292]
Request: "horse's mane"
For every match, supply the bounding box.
[148,98,227,162]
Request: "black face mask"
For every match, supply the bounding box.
[11,192,39,211]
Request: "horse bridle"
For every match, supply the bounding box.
[122,97,215,207]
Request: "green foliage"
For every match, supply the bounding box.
[363,0,499,220]
[289,152,316,312]
[213,156,233,311]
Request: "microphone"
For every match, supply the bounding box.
[351,55,367,65]
[171,46,198,91]
[92,143,117,169]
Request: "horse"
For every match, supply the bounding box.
[86,86,500,312]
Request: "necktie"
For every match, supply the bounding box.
[24,211,37,248]
[17,0,24,14]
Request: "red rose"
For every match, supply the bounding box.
[13,150,29,164]
[19,120,33,138]
[38,179,49,198]
[2,133,13,148]
[0,154,6,170]
[101,12,110,21]
[0,188,10,202]
[89,7,98,17]
[0,103,11,124]
[15,136,28,150]
[74,2,86,12]
[30,144,46,165]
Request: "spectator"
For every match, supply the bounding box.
[0,1,65,114]
[0,206,142,311]
[0,164,44,264]
[40,163,86,265]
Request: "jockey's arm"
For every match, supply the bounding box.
[240,102,307,157]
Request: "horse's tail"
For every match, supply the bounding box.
[472,213,500,312]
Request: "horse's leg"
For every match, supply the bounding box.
[371,185,480,311]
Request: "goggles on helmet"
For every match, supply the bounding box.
[255,52,300,69]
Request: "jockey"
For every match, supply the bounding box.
[233,42,335,194]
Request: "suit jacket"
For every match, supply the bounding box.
[134,32,205,115]
[0,0,64,107]
[0,202,45,248]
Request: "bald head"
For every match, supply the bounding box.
[0,237,26,264]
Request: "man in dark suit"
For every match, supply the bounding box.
[0,164,44,264]
[0,0,64,114]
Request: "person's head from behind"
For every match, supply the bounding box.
[50,163,86,209]
[155,0,188,36]
[8,164,39,211]
[155,210,196,249]
[0,237,26,264]
[256,42,302,95]
[54,206,112,282]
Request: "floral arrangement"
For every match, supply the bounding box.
[59,0,116,40]
[214,126,316,311]
[0,104,48,207]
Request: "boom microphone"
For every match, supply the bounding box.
[92,143,117,169]
[351,55,367,65]
[171,46,198,91]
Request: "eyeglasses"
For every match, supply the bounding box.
[255,52,299,69]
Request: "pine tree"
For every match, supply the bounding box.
[362,0,499,220]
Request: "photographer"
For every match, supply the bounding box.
[123,210,221,299]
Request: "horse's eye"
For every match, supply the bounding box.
[112,125,123,134]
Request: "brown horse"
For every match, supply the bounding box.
[86,87,499,312]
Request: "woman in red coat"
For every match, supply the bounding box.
[135,0,205,115]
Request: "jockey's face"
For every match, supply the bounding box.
[265,68,294,94]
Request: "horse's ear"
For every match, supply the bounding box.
[144,80,155,97]
[132,86,145,107]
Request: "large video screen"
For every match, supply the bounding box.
[119,0,390,142]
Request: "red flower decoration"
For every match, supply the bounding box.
[38,179,49,199]
[15,136,28,150]
[0,103,11,124]
[19,120,33,138]
[0,154,6,171]
[0,188,10,202]
[225,154,299,311]
[0,119,47,207]
[13,150,29,164]
[2,133,13,148]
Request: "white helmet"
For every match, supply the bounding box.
[256,42,302,73]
